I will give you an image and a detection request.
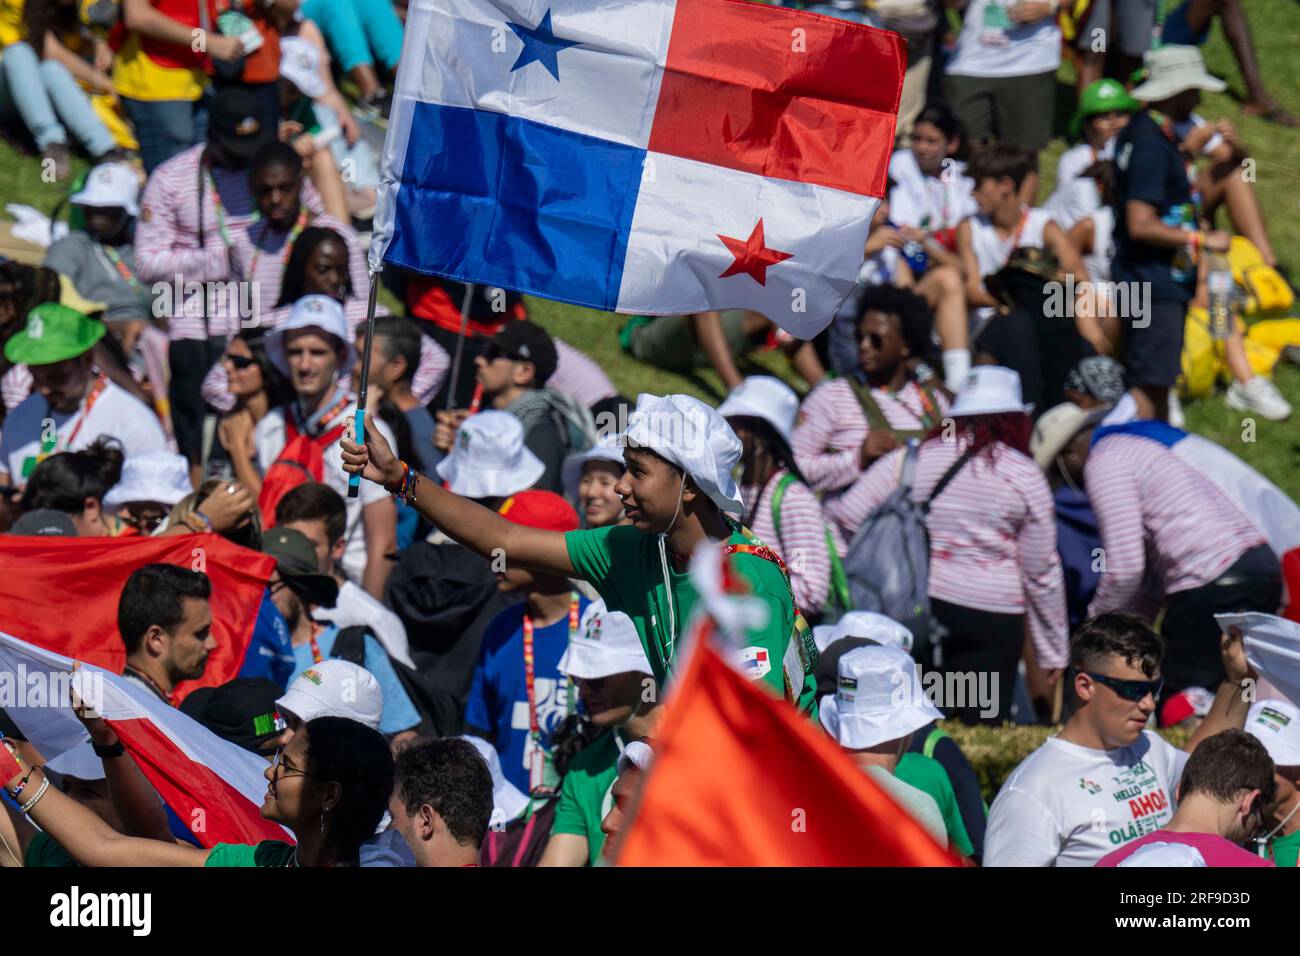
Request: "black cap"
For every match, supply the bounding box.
[180,679,285,754]
[10,509,78,536]
[486,320,558,386]
[208,86,275,167]
[262,527,339,609]
[814,637,879,701]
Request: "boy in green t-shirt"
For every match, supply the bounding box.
[1245,699,1300,866]
[342,392,817,712]
[540,599,659,867]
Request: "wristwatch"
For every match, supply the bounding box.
[91,740,126,759]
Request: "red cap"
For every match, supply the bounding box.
[497,490,579,533]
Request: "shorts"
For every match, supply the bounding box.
[624,311,751,370]
[1160,1,1210,48]
[1075,0,1159,58]
[942,70,1055,152]
[1122,296,1186,388]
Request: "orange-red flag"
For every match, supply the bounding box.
[0,533,274,704]
[615,628,959,867]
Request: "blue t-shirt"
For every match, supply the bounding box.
[239,591,297,690]
[290,625,421,735]
[464,595,590,793]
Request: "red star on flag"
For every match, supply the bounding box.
[717,218,793,286]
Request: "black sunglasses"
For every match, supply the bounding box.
[1078,669,1164,702]
[226,353,257,370]
[481,343,522,364]
[857,331,889,350]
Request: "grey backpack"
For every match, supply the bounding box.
[841,440,975,664]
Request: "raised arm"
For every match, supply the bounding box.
[341,412,576,577]
[1185,629,1256,753]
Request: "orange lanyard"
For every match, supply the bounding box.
[44,372,108,457]
[308,621,325,664]
[522,593,579,740]
[296,392,352,437]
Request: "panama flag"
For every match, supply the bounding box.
[0,632,290,848]
[369,0,905,335]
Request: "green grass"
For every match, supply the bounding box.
[3,0,1297,491]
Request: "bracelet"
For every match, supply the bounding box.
[388,461,409,499]
[185,510,214,534]
[18,774,50,814]
[92,740,125,759]
[1189,230,1203,257]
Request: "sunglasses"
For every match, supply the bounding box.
[857,331,888,350]
[481,343,521,364]
[226,353,257,370]
[1078,669,1164,702]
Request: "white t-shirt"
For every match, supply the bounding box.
[984,731,1189,867]
[315,579,415,669]
[969,206,1053,279]
[946,0,1061,79]
[1044,143,1104,231]
[888,150,978,231]
[0,376,168,484]
[255,393,396,583]
[1082,205,1116,286]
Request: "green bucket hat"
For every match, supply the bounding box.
[1069,78,1141,141]
[3,303,105,367]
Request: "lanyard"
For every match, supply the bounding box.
[522,593,580,741]
[99,244,143,294]
[295,391,352,438]
[997,206,1032,269]
[42,372,108,458]
[885,380,938,431]
[308,621,325,665]
[249,207,310,278]
[205,166,234,250]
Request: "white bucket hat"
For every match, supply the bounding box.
[717,375,800,447]
[622,393,744,514]
[45,742,105,781]
[562,435,626,501]
[1118,842,1207,867]
[279,36,326,99]
[1246,699,1300,768]
[102,452,194,509]
[948,365,1033,418]
[815,610,914,655]
[436,410,545,499]
[276,659,383,732]
[1030,402,1112,471]
[818,645,942,750]
[266,294,356,378]
[558,599,652,680]
[462,734,530,823]
[70,162,141,217]
[1131,45,1227,102]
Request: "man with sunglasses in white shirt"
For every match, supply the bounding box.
[985,612,1256,866]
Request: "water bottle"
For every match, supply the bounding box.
[1207,253,1234,341]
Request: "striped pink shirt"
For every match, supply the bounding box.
[1085,434,1267,617]
[550,338,618,409]
[134,145,323,341]
[741,468,846,613]
[835,435,1068,668]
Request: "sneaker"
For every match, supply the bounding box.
[357,90,392,125]
[1167,390,1186,428]
[41,142,71,182]
[1226,376,1292,421]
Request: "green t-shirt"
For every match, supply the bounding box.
[204,840,297,867]
[896,753,974,858]
[25,830,78,867]
[550,729,624,866]
[565,524,816,711]
[1269,828,1300,867]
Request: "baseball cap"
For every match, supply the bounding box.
[179,678,286,754]
[557,599,652,680]
[621,393,744,515]
[1246,699,1300,767]
[208,85,276,167]
[1030,402,1112,471]
[262,527,339,609]
[483,320,558,385]
[497,489,579,533]
[9,509,78,536]
[276,659,383,731]
[265,294,355,378]
[3,303,105,366]
[435,410,545,498]
[818,645,943,750]
[70,162,141,217]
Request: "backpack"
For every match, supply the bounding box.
[841,441,975,665]
[769,473,851,618]
[257,414,347,528]
[330,625,462,739]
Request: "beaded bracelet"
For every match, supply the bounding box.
[18,774,50,814]
[390,461,420,505]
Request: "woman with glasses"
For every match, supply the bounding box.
[208,330,295,494]
[1,716,393,867]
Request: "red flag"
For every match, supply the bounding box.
[0,534,273,703]
[615,626,959,867]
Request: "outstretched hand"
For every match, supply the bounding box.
[341,411,403,489]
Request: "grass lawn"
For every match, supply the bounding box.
[2,0,1297,494]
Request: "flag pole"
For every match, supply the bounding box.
[444,282,475,411]
[348,270,382,499]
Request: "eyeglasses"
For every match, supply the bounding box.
[1078,669,1164,702]
[857,331,887,350]
[226,354,257,370]
[269,746,315,789]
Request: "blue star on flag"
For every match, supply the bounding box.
[507,9,580,81]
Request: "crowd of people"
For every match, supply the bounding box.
[0,0,1297,868]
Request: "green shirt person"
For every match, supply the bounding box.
[541,599,658,866]
[342,392,818,712]
[1244,699,1300,866]
[896,752,974,858]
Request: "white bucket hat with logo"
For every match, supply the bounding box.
[436,410,545,498]
[948,365,1033,417]
[558,599,652,680]
[1246,699,1300,767]
[266,294,356,378]
[70,162,141,217]
[103,452,194,509]
[717,375,800,447]
[818,645,942,750]
[1131,45,1227,102]
[276,659,383,731]
[622,392,744,514]
[280,36,326,99]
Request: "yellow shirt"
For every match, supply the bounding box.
[0,0,26,49]
[112,30,206,102]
